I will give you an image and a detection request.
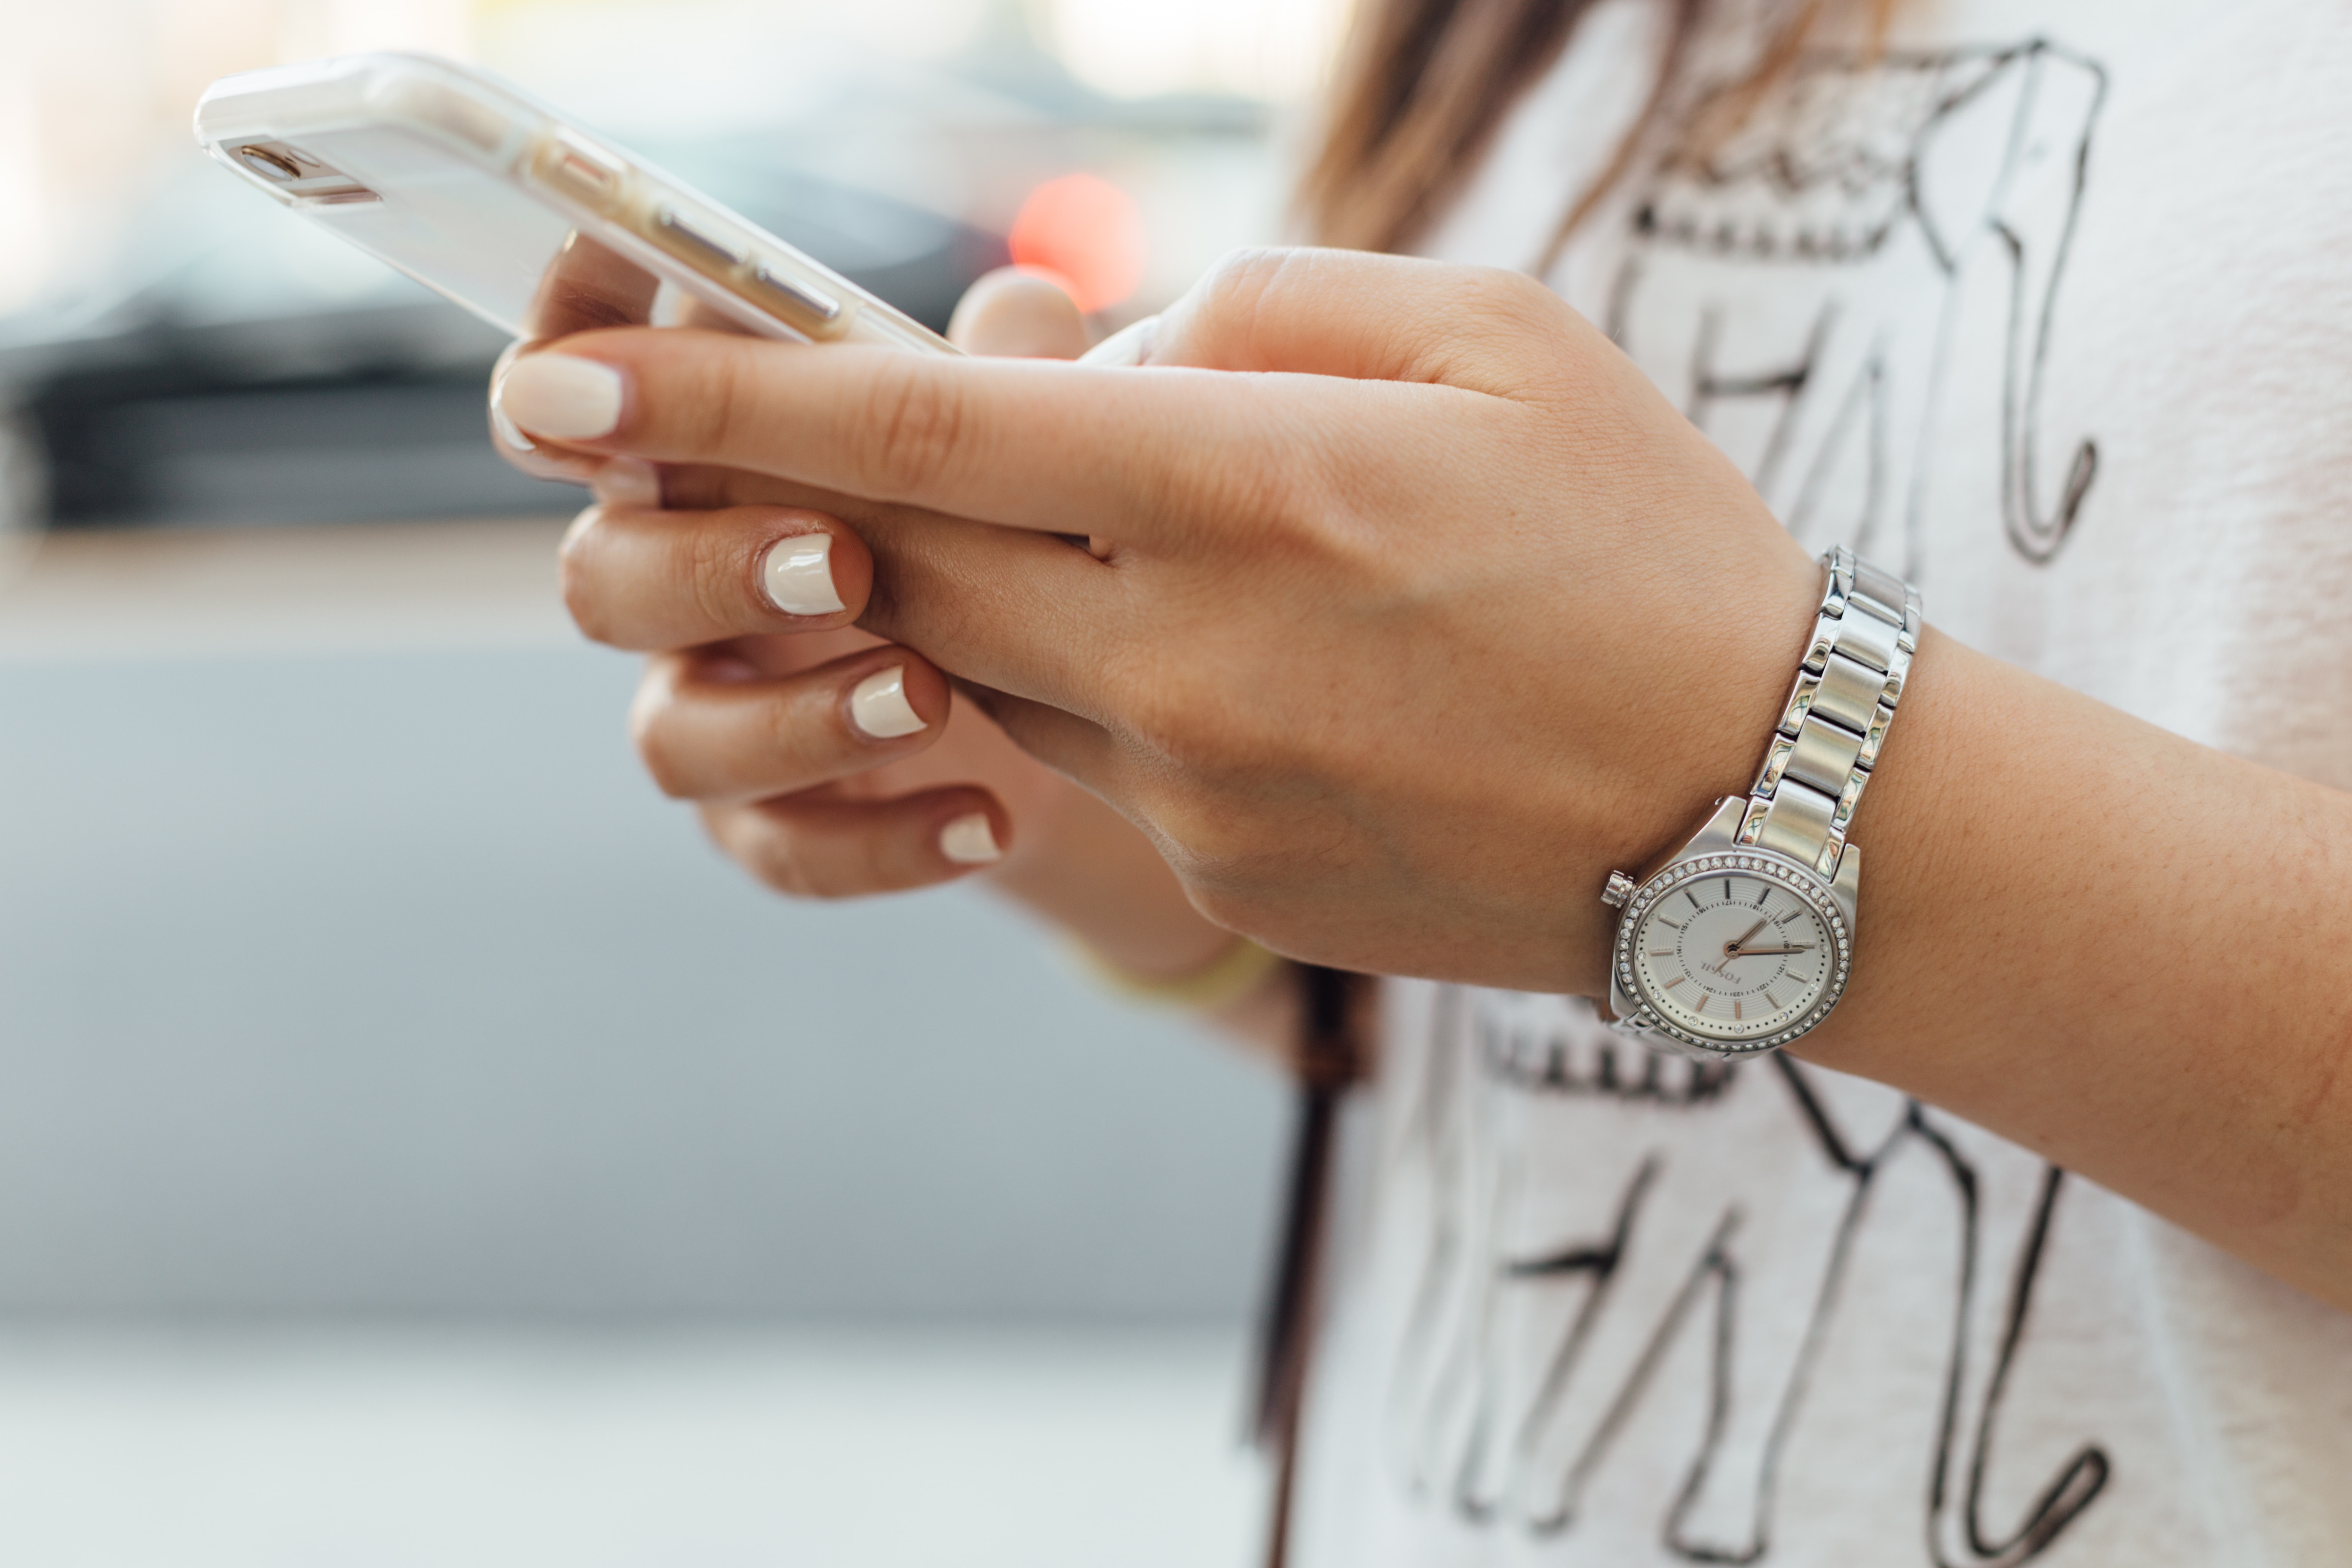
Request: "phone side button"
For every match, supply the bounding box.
[747,266,844,330]
[532,133,623,207]
[656,207,750,269]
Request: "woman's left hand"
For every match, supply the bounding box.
[500,247,1825,993]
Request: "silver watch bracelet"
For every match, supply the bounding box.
[1738,548,1922,879]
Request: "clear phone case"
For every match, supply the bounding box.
[194,52,958,355]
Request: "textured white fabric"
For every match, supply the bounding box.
[1291,3,2352,1564]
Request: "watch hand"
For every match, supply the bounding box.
[1727,944,1814,957]
[1725,919,1768,955]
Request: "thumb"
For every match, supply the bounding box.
[1144,247,1577,395]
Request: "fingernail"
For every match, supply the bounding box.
[763,532,845,616]
[488,395,537,454]
[939,812,1002,864]
[592,456,662,509]
[848,666,925,739]
[497,353,625,439]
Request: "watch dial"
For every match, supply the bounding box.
[1630,869,1835,1041]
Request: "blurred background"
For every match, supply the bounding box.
[0,1,1348,1561]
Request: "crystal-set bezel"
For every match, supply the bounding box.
[1612,850,1852,1057]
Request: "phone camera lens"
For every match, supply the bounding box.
[236,145,302,182]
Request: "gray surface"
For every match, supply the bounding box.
[0,646,1286,1320]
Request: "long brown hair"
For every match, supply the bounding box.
[1298,0,1894,267]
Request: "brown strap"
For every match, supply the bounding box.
[1251,965,1364,1568]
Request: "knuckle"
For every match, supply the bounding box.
[626,671,695,799]
[1461,267,1563,334]
[1166,248,1291,362]
[737,816,822,900]
[795,842,876,901]
[864,358,967,496]
[557,557,603,643]
[557,520,621,645]
[735,811,894,903]
[1196,247,1289,322]
[755,845,823,901]
[629,721,693,801]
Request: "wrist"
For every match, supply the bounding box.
[1568,542,1829,996]
[1596,548,1925,1056]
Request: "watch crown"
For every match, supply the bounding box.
[1601,871,1635,909]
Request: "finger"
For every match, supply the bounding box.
[1143,248,1586,394]
[701,786,1008,898]
[491,236,668,483]
[488,339,605,484]
[952,681,1124,795]
[559,504,871,651]
[523,231,663,340]
[948,269,1089,359]
[579,466,1121,718]
[848,508,1118,715]
[489,325,1376,547]
[657,462,865,516]
[631,643,949,804]
[490,340,667,506]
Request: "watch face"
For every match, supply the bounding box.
[1620,853,1849,1048]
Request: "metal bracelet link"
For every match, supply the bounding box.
[1738,547,1920,876]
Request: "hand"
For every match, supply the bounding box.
[523,269,1247,982]
[496,248,1822,993]
[496,247,2352,1308]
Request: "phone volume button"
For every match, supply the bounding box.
[536,133,622,207]
[749,265,842,325]
[655,207,749,269]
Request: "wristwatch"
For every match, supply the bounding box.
[1599,547,1920,1059]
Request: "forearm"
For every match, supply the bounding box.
[1795,630,2352,1305]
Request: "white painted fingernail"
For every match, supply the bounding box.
[763,532,845,616]
[497,353,625,439]
[849,666,925,739]
[488,395,537,454]
[940,812,1001,864]
[592,456,662,509]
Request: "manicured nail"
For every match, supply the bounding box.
[488,395,537,454]
[497,353,624,440]
[848,666,925,739]
[939,812,1001,864]
[592,457,662,509]
[762,532,844,616]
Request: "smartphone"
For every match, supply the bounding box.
[194,52,959,355]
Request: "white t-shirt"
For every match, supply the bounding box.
[1290,3,2352,1564]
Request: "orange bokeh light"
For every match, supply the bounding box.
[1007,173,1148,315]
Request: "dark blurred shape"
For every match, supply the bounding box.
[0,153,1005,533]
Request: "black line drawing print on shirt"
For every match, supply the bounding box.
[1382,990,2109,1564]
[1602,40,2106,570]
